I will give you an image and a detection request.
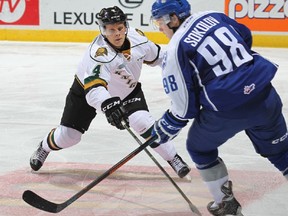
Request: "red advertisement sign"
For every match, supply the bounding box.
[0,0,39,25]
[225,0,288,32]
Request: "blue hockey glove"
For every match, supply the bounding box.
[152,110,188,144]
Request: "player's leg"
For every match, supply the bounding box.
[186,110,243,215]
[30,126,83,171]
[124,83,190,178]
[245,86,288,180]
[129,110,190,178]
[30,78,97,171]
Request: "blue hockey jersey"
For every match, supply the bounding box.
[162,11,278,120]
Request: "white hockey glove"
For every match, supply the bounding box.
[101,97,129,130]
[152,110,188,144]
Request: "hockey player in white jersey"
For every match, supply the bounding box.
[30,6,191,179]
[151,0,288,215]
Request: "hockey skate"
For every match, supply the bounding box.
[168,154,191,178]
[207,180,243,216]
[30,142,49,171]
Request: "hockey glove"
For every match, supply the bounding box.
[101,97,129,130]
[152,110,188,144]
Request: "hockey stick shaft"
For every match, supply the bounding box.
[22,135,157,213]
[124,125,201,216]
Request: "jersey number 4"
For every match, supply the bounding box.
[197,26,253,77]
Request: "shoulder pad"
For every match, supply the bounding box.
[135,28,145,36]
[127,28,148,46]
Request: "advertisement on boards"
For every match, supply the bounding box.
[42,0,152,31]
[1,0,288,32]
[0,0,39,25]
[0,0,152,29]
[225,0,288,32]
[0,0,287,46]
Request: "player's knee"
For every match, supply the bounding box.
[129,111,160,148]
[53,125,82,149]
[129,110,155,135]
[187,144,219,166]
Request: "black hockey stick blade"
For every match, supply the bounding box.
[22,135,157,213]
[22,190,66,213]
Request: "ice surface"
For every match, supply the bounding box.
[0,41,287,215]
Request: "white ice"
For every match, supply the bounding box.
[0,41,287,215]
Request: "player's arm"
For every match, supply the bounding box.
[84,63,129,130]
[132,27,163,67]
[152,45,199,143]
[144,43,163,67]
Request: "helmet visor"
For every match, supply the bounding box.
[151,14,171,30]
[100,22,127,36]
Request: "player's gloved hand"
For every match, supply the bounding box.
[152,110,188,144]
[101,97,129,130]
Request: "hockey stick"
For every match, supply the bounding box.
[22,135,157,213]
[124,125,202,216]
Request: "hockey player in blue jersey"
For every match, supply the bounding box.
[151,0,288,215]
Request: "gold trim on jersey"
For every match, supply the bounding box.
[84,79,107,90]
[75,75,107,91]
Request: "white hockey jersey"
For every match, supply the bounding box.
[76,27,162,110]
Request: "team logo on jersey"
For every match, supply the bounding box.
[243,83,255,95]
[95,47,108,57]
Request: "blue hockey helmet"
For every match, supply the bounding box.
[151,0,191,20]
